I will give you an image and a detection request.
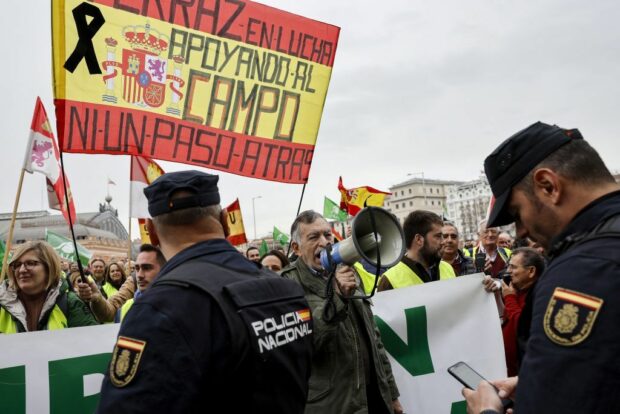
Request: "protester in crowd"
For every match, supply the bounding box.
[379,210,455,290]
[513,236,546,257]
[260,249,289,272]
[483,247,544,376]
[497,232,513,249]
[60,260,70,276]
[116,244,165,322]
[69,271,82,292]
[282,210,403,414]
[463,122,620,413]
[441,222,476,276]
[125,260,136,276]
[470,220,511,278]
[245,246,260,263]
[0,241,98,333]
[76,273,136,323]
[102,262,127,299]
[69,261,79,274]
[89,258,107,295]
[98,170,313,413]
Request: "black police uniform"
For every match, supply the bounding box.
[515,191,620,413]
[97,171,313,413]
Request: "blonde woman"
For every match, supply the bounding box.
[0,241,98,333]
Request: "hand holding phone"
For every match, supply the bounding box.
[447,362,514,411]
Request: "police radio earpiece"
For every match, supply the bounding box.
[319,207,405,269]
[320,207,405,322]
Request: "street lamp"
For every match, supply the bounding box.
[407,171,426,205]
[252,195,262,240]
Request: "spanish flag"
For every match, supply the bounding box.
[338,177,390,216]
[129,155,165,244]
[223,199,248,246]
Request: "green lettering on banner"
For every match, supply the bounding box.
[0,365,26,414]
[375,306,434,377]
[49,353,111,414]
[451,400,467,414]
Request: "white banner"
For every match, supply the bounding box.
[0,324,119,414]
[373,273,506,414]
[0,274,504,414]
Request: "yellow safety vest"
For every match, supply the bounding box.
[0,305,68,334]
[102,283,119,299]
[472,246,511,262]
[353,262,379,295]
[119,298,134,322]
[383,260,456,289]
[462,248,471,257]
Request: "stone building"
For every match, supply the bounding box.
[0,196,134,262]
[384,177,463,224]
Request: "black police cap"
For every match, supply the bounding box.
[484,121,583,227]
[144,170,220,217]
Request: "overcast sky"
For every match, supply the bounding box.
[1,0,619,241]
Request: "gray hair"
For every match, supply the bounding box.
[511,247,545,276]
[290,210,324,244]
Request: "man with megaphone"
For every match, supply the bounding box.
[282,210,404,414]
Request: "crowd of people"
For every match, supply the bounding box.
[1,121,619,413]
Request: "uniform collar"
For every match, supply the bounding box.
[549,190,620,251]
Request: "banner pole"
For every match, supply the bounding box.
[58,151,87,283]
[1,168,27,281]
[287,183,307,256]
[128,157,133,261]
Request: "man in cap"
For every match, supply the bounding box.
[463,122,620,413]
[97,171,313,413]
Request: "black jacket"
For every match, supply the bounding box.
[516,190,620,413]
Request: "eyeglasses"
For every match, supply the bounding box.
[442,234,458,240]
[11,260,41,271]
[134,264,154,272]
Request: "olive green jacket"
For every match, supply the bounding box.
[282,259,399,414]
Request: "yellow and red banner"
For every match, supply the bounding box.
[52,0,340,184]
[223,198,248,245]
[338,176,390,216]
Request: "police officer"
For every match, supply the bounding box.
[97,171,314,413]
[463,122,620,413]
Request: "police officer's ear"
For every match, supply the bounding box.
[220,209,230,237]
[532,168,562,205]
[145,219,160,246]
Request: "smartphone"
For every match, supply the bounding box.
[447,361,487,390]
[475,252,486,273]
[447,362,514,410]
[499,270,511,286]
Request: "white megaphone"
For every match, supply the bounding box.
[320,207,405,269]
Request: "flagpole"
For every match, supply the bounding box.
[0,168,27,281]
[128,158,133,261]
[287,183,307,256]
[58,151,87,283]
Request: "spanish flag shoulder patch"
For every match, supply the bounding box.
[543,287,603,346]
[109,336,147,387]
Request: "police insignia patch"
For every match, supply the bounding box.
[109,336,146,387]
[543,287,603,346]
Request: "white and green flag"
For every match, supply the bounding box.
[45,230,92,266]
[373,273,506,413]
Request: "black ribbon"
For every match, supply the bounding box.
[63,2,105,74]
